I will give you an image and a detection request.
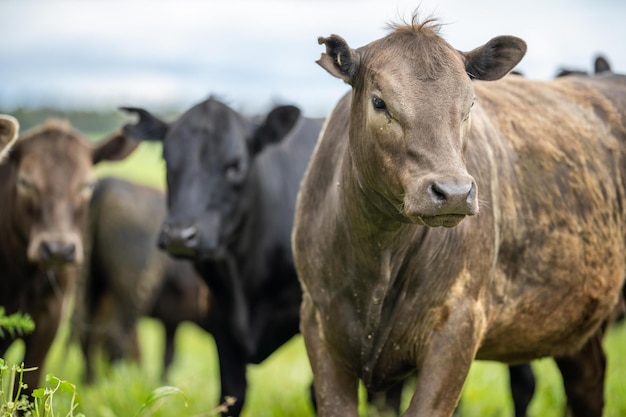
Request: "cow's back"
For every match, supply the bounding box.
[467,74,626,360]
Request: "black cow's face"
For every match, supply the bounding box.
[161,100,255,259]
[121,98,301,260]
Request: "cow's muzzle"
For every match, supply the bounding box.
[158,222,201,258]
[404,175,478,227]
[38,240,77,265]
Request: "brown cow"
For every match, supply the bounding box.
[293,16,626,417]
[0,120,138,394]
[0,114,19,162]
[72,176,210,382]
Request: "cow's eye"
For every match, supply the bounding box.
[225,159,245,183]
[17,176,34,192]
[372,96,387,111]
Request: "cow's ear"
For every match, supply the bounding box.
[462,36,527,81]
[317,35,359,85]
[92,131,140,165]
[0,114,19,161]
[250,105,301,155]
[119,107,169,142]
[595,55,611,74]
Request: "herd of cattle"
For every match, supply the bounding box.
[1,15,626,417]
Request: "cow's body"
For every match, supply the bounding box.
[73,176,209,382]
[293,19,626,417]
[0,120,137,393]
[0,114,19,162]
[122,99,324,416]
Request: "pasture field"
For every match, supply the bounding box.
[2,139,625,416]
[3,318,626,417]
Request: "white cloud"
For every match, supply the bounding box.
[1,0,625,116]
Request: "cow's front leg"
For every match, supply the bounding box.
[212,326,248,417]
[404,302,485,417]
[300,293,359,417]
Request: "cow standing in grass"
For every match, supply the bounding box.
[73,176,210,382]
[122,100,324,417]
[0,120,137,394]
[293,17,626,417]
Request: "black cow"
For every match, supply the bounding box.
[72,176,210,382]
[121,98,324,416]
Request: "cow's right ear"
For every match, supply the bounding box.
[0,114,19,161]
[317,35,359,85]
[119,107,169,142]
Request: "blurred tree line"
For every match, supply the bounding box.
[0,107,180,136]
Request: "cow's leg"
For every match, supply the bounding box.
[78,323,96,383]
[508,363,535,417]
[403,303,484,417]
[368,380,404,415]
[21,296,65,394]
[554,331,605,417]
[162,322,178,379]
[213,326,248,417]
[300,293,359,417]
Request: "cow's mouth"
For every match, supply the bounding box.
[414,214,467,228]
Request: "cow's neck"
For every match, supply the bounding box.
[339,152,426,381]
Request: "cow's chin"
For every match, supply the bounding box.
[413,214,467,228]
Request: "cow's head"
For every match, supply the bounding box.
[121,98,300,260]
[0,114,19,162]
[6,120,138,267]
[317,19,526,227]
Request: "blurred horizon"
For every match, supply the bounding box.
[2,0,625,118]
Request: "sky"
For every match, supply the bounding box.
[2,0,625,117]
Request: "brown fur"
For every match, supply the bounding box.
[0,120,138,394]
[294,18,626,417]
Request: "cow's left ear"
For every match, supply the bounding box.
[250,105,301,155]
[317,34,360,85]
[462,36,527,81]
[92,131,140,165]
[0,114,19,162]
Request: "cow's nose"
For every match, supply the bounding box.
[39,240,76,263]
[158,223,200,255]
[428,179,478,215]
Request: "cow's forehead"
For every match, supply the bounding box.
[164,103,252,164]
[17,133,93,185]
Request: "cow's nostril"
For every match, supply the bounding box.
[430,181,473,202]
[160,224,200,253]
[180,226,199,245]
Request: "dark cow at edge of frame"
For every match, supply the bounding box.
[72,176,210,383]
[293,15,626,417]
[0,120,138,395]
[121,99,324,417]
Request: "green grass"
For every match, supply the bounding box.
[4,319,624,417]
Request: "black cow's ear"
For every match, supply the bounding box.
[462,36,527,81]
[595,55,611,74]
[317,35,359,85]
[119,107,169,142]
[92,131,140,165]
[250,105,301,155]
